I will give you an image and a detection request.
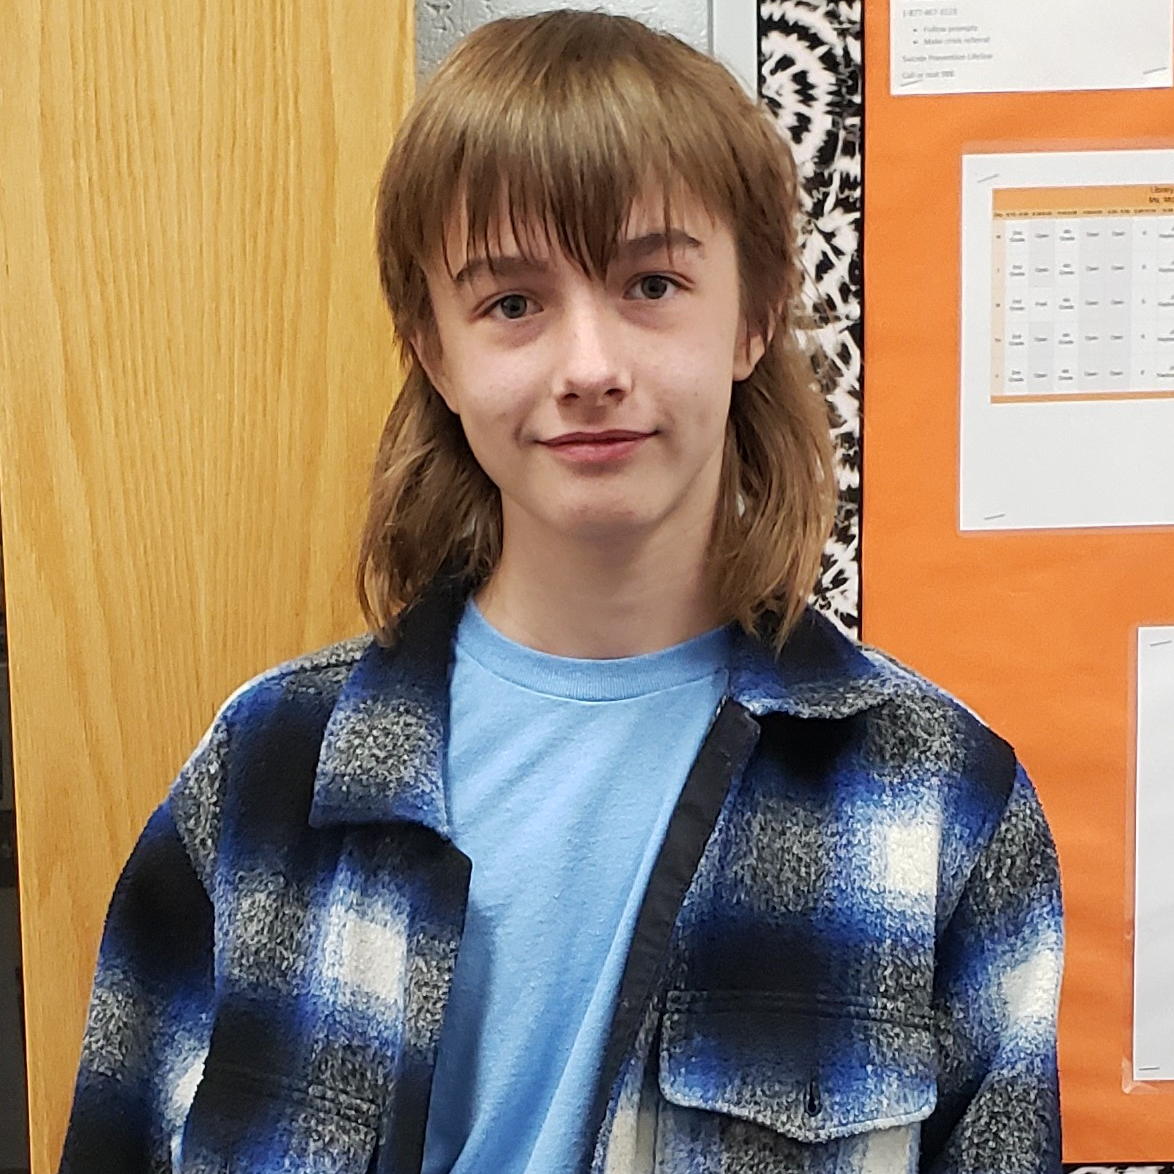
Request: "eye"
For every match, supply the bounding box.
[491,294,531,320]
[630,274,677,301]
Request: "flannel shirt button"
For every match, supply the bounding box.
[805,1076,822,1117]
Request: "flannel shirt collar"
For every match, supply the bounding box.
[309,578,900,835]
[727,607,902,720]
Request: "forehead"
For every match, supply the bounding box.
[434,184,722,279]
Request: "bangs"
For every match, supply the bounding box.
[410,14,744,281]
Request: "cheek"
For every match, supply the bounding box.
[444,345,538,424]
[451,392,529,479]
[454,420,511,494]
[660,390,730,467]
[677,313,745,385]
[690,354,737,423]
[693,373,735,455]
[461,390,527,439]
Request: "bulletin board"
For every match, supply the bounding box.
[861,1,1174,1161]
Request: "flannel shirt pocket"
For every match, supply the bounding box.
[657,989,936,1144]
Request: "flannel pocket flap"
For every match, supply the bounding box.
[658,990,936,1144]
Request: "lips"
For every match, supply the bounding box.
[540,429,653,465]
[543,430,652,446]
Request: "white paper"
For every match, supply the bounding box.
[711,0,759,98]
[1134,627,1174,1081]
[959,150,1174,532]
[892,0,1173,96]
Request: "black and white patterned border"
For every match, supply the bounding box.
[759,0,863,640]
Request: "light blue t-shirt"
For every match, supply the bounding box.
[421,603,730,1174]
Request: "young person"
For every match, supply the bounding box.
[60,11,1063,1174]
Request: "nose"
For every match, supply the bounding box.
[553,291,630,405]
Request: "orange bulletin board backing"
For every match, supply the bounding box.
[862,2,1174,1162]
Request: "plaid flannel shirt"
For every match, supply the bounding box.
[60,579,1063,1173]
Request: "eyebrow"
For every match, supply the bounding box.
[451,229,705,288]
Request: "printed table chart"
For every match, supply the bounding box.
[959,152,1174,530]
[990,186,1174,403]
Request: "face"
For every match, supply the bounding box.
[416,190,766,556]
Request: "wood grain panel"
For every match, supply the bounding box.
[0,3,413,1168]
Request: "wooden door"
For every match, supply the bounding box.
[0,4,414,1168]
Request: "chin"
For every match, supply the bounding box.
[552,508,661,545]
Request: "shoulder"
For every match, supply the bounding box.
[166,636,373,886]
[744,613,1027,865]
[740,608,1020,807]
[215,635,373,729]
[847,645,1041,909]
[794,635,1051,927]
[854,642,1019,800]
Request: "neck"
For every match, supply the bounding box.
[475,513,723,659]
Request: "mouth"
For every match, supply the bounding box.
[543,430,653,446]
[540,430,653,465]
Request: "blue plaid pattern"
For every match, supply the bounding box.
[60,584,1063,1173]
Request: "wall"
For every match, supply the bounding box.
[415,0,710,79]
[0,5,414,1170]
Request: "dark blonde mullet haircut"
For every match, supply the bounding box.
[359,9,837,651]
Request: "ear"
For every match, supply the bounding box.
[732,320,769,382]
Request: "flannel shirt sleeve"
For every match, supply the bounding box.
[58,798,215,1173]
[921,763,1064,1174]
